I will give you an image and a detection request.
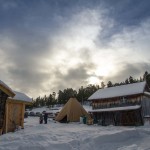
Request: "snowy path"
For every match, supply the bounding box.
[0,117,150,150]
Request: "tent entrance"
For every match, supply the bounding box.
[60,115,68,123]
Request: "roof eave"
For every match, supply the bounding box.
[89,93,144,101]
[7,97,32,105]
[0,85,15,97]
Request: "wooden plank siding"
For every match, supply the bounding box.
[4,101,24,133]
[92,94,142,110]
[92,108,143,126]
[0,81,32,135]
[0,90,9,135]
[141,95,150,116]
[90,94,146,126]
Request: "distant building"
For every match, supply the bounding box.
[88,81,150,126]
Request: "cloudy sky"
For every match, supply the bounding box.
[0,0,150,98]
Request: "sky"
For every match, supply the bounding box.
[0,0,150,98]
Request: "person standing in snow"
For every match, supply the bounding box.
[44,112,48,124]
[39,114,43,124]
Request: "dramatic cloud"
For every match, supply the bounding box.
[0,0,150,98]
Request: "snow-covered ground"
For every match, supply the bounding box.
[1,117,150,150]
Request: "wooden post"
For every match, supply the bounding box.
[5,102,8,133]
[21,104,25,129]
[0,129,2,135]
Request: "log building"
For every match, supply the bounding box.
[88,81,150,126]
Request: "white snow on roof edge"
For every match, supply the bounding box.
[0,80,15,96]
[89,105,141,112]
[10,91,32,103]
[88,82,146,100]
[144,92,150,97]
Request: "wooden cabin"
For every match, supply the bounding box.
[0,80,32,135]
[4,91,32,133]
[0,80,15,134]
[88,81,150,126]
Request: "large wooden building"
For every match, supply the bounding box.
[0,80,32,135]
[88,81,150,126]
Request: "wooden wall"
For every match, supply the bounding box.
[93,108,143,126]
[91,94,146,126]
[141,96,150,116]
[4,101,25,133]
[92,95,142,110]
[0,90,8,134]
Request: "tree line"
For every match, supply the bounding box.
[32,84,100,108]
[31,71,149,108]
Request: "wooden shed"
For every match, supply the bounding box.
[0,80,15,135]
[88,81,150,126]
[0,80,32,135]
[4,91,32,133]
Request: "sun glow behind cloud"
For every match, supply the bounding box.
[0,1,150,98]
[44,9,120,88]
[87,76,101,85]
[95,64,115,76]
[31,8,150,96]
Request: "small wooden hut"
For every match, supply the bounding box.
[0,80,15,134]
[0,80,32,135]
[4,91,32,133]
[88,81,150,126]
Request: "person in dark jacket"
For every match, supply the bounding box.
[44,112,48,124]
[39,114,43,124]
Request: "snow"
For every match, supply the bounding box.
[9,91,32,102]
[0,80,14,96]
[28,106,62,113]
[144,92,150,97]
[1,117,150,150]
[83,105,92,112]
[88,82,146,100]
[28,105,92,114]
[89,105,141,113]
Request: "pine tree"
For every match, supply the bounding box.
[129,76,134,83]
[143,71,149,81]
[101,81,105,89]
[125,79,129,84]
[107,81,113,87]
[146,74,150,88]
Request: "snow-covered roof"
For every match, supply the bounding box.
[88,82,146,100]
[144,92,150,97]
[9,91,32,103]
[0,80,15,97]
[89,105,141,113]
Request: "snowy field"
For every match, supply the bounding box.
[1,117,150,150]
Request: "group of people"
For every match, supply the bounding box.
[39,112,48,124]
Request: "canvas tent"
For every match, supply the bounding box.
[55,98,90,122]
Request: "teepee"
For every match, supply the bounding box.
[55,98,90,122]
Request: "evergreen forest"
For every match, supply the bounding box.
[31,71,150,108]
